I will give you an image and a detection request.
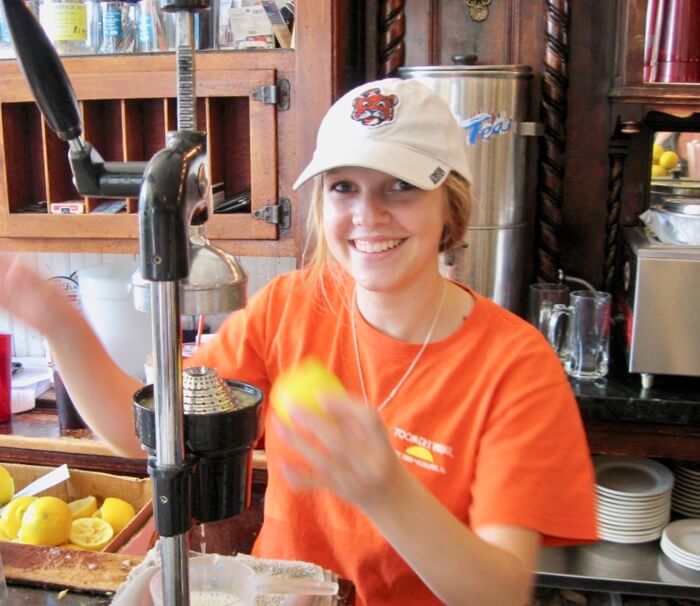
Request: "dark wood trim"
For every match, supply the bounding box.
[378,0,407,77]
[535,0,571,283]
[429,0,441,64]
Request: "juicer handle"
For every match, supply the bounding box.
[2,0,82,141]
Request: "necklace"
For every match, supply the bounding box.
[351,280,448,413]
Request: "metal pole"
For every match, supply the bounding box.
[152,281,189,606]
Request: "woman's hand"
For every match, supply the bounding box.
[272,395,404,510]
[0,256,69,338]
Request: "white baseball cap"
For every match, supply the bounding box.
[293,78,471,190]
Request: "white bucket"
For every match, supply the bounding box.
[77,261,152,381]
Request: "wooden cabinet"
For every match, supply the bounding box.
[0,2,367,259]
[602,0,700,289]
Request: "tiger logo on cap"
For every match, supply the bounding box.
[351,88,399,127]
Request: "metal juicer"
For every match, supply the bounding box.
[0,0,259,604]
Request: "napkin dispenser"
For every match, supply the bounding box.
[620,226,700,388]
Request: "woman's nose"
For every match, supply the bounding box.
[352,194,389,226]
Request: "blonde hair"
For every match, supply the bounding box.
[303,172,472,286]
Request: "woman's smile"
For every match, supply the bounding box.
[352,238,405,254]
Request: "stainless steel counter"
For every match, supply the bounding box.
[537,542,700,599]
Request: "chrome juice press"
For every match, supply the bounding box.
[0,0,260,603]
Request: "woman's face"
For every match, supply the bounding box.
[322,166,448,294]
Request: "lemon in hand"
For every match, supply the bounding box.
[18,496,72,546]
[94,497,135,534]
[69,517,114,551]
[0,466,15,506]
[68,495,98,520]
[270,356,346,426]
[0,496,37,539]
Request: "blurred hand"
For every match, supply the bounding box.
[0,257,67,337]
[272,394,404,511]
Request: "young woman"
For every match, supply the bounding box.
[0,78,597,605]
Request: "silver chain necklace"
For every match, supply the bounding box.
[351,280,448,413]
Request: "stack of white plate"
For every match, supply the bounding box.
[671,461,700,517]
[594,455,674,544]
[660,519,700,571]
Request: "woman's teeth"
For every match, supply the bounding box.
[354,239,402,253]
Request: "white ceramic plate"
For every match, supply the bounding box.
[662,518,700,561]
[660,541,700,571]
[598,526,664,544]
[594,456,674,498]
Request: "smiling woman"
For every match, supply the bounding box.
[0,78,598,606]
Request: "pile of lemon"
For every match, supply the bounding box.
[0,465,136,551]
[652,143,680,177]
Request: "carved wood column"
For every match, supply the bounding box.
[535,0,570,283]
[378,0,406,77]
[603,121,640,292]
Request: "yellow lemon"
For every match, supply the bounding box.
[652,143,664,162]
[95,497,135,534]
[0,496,37,539]
[68,495,98,520]
[0,466,15,506]
[68,517,114,551]
[659,150,680,170]
[270,356,346,426]
[18,496,72,546]
[651,164,668,178]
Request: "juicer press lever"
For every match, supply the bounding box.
[1,0,147,198]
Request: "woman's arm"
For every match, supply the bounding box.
[273,398,539,606]
[0,258,145,458]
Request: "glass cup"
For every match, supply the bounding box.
[54,371,87,430]
[0,334,11,423]
[546,290,612,380]
[527,282,570,334]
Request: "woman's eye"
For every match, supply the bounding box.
[392,180,416,192]
[329,181,353,193]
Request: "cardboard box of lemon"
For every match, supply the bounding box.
[0,462,151,553]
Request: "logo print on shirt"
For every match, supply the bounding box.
[351,88,399,127]
[393,426,453,475]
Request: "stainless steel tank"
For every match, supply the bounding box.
[399,65,537,313]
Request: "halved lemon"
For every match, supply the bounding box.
[68,517,114,551]
[0,496,37,539]
[94,497,135,534]
[68,495,98,520]
[18,496,72,546]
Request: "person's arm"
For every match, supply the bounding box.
[0,257,145,457]
[273,399,539,606]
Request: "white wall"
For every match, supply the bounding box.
[0,251,296,357]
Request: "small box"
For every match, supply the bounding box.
[50,201,85,214]
[2,462,152,553]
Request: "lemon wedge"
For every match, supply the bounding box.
[69,517,114,551]
[68,495,98,520]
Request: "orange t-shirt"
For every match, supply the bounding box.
[188,269,598,605]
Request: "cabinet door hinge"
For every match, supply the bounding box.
[251,79,290,110]
[253,198,291,229]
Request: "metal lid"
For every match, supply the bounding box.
[398,65,532,78]
[183,366,239,415]
[659,197,700,216]
[650,179,700,197]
